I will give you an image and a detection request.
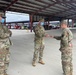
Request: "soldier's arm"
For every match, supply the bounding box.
[53,30,67,40]
[60,30,69,46]
[40,30,45,37]
[34,26,40,37]
[54,36,61,40]
[7,29,12,37]
[0,29,11,39]
[3,26,12,37]
[61,30,68,40]
[41,26,46,37]
[68,30,73,42]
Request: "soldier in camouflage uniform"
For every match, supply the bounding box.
[51,20,73,75]
[32,19,46,67]
[0,15,12,75]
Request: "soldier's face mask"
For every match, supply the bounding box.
[0,18,5,23]
[41,22,44,26]
[61,24,66,29]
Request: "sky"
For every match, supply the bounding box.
[6,11,29,22]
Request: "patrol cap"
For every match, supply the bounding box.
[39,18,44,22]
[60,19,68,25]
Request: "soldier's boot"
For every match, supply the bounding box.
[32,61,36,67]
[70,72,73,75]
[64,72,71,75]
[70,67,73,75]
[63,72,64,75]
[4,72,8,75]
[4,74,8,75]
[38,59,45,65]
[4,70,8,75]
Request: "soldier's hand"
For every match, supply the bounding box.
[69,43,73,47]
[50,35,54,38]
[8,31,12,37]
[45,34,50,37]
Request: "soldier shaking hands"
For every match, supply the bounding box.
[50,20,73,75]
[32,18,49,67]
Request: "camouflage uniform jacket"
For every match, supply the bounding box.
[0,23,12,49]
[54,28,73,50]
[34,25,45,44]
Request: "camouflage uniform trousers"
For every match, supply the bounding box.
[33,42,45,62]
[61,47,73,75]
[0,47,10,75]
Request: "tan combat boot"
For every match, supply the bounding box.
[4,73,8,75]
[32,61,36,67]
[4,71,8,75]
[70,72,73,75]
[38,59,45,65]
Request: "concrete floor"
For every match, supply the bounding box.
[8,29,76,75]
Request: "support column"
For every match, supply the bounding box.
[59,19,62,27]
[48,17,50,30]
[29,14,33,32]
[72,19,74,28]
[48,20,50,30]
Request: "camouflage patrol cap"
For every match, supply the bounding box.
[60,19,68,25]
[39,18,44,22]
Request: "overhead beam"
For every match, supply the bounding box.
[8,8,34,15]
[53,2,76,16]
[35,0,52,5]
[32,0,76,15]
[5,0,18,11]
[10,6,35,13]
[68,14,76,18]
[57,9,76,17]
[23,0,45,7]
[33,1,60,15]
[57,10,76,17]
[17,1,41,9]
[66,11,76,17]
[13,4,38,11]
[64,3,76,17]
[53,8,72,16]
[71,15,76,19]
[49,0,60,3]
[0,0,10,4]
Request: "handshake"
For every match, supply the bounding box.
[45,34,54,38]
